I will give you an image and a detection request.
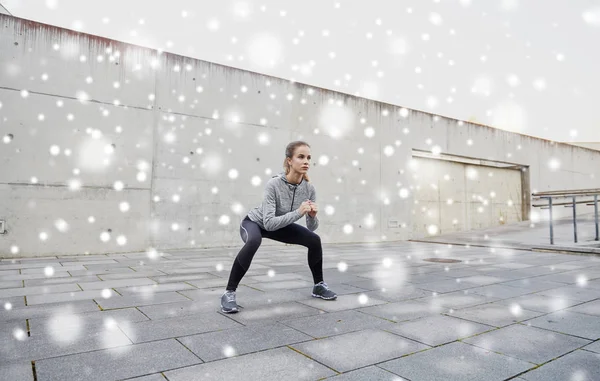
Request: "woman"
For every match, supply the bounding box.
[221,141,337,313]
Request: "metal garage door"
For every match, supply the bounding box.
[411,155,524,239]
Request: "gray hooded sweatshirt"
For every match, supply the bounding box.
[246,172,319,232]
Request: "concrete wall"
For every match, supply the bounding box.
[1,14,599,257]
[411,157,524,238]
[569,142,600,151]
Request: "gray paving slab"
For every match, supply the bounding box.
[403,274,455,284]
[583,340,600,354]
[178,321,313,361]
[378,341,534,381]
[120,311,242,343]
[529,271,590,284]
[24,275,101,287]
[185,277,232,288]
[19,265,86,273]
[362,286,432,302]
[494,294,583,313]
[526,310,600,340]
[0,300,99,321]
[519,350,600,381]
[457,275,511,286]
[34,339,202,381]
[436,268,493,279]
[0,280,23,289]
[247,272,309,282]
[225,302,323,325]
[468,283,536,299]
[464,324,591,364]
[316,282,373,296]
[339,279,387,291]
[250,279,315,291]
[0,283,81,298]
[500,279,566,293]
[232,288,312,306]
[97,270,168,280]
[449,302,544,327]
[28,308,149,336]
[385,314,495,346]
[357,300,443,322]
[414,290,500,309]
[536,285,600,302]
[1,319,28,340]
[95,291,191,310]
[114,282,197,295]
[1,295,26,309]
[0,273,72,281]
[291,328,429,372]
[178,285,264,304]
[0,323,132,362]
[78,278,157,290]
[164,346,336,381]
[126,374,167,381]
[412,278,477,293]
[586,279,600,290]
[281,309,396,338]
[68,268,136,277]
[0,269,21,275]
[137,299,214,319]
[297,293,388,312]
[26,289,117,305]
[149,273,219,284]
[324,366,407,381]
[0,362,34,381]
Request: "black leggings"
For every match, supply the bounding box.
[226,215,324,291]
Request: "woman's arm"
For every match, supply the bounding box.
[306,184,319,232]
[262,182,302,231]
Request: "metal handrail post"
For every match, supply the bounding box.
[573,196,578,243]
[595,195,599,241]
[548,197,554,245]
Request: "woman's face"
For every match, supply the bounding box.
[288,145,311,174]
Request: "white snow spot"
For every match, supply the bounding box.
[247,34,283,68]
[100,232,110,242]
[343,224,353,234]
[13,328,26,341]
[223,345,237,357]
[583,7,600,26]
[427,225,439,235]
[44,266,55,277]
[548,158,561,171]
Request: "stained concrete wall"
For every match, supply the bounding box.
[1,14,599,257]
[569,142,600,151]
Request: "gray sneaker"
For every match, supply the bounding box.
[220,290,239,313]
[312,281,337,300]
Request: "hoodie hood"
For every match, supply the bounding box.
[275,171,304,188]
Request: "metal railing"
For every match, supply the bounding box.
[532,189,600,245]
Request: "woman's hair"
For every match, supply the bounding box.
[283,140,311,182]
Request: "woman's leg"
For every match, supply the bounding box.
[226,217,263,291]
[264,223,324,284]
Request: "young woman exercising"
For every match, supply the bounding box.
[221,141,337,313]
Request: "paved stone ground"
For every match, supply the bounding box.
[1,240,600,381]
